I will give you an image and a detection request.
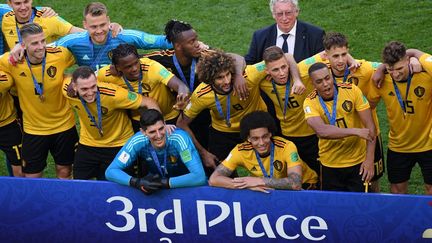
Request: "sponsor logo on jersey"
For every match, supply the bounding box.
[388,91,395,96]
[342,100,353,112]
[9,30,13,35]
[250,166,257,172]
[19,72,26,77]
[82,55,90,60]
[414,86,425,98]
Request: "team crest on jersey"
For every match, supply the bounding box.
[414,86,425,98]
[101,106,108,115]
[169,156,178,164]
[347,77,359,85]
[342,100,353,112]
[273,160,283,172]
[47,66,57,78]
[142,83,151,91]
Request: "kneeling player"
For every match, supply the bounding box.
[209,111,318,192]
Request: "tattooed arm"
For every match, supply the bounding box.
[208,164,236,189]
[263,165,302,190]
[232,164,302,191]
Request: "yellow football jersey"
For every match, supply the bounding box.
[419,53,432,139]
[63,80,143,147]
[0,72,16,127]
[98,57,178,121]
[299,54,381,134]
[367,67,432,152]
[222,136,317,184]
[248,61,315,137]
[184,64,267,133]
[303,84,370,168]
[0,46,75,135]
[2,8,73,50]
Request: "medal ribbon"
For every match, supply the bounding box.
[214,92,231,127]
[332,66,350,84]
[271,76,291,119]
[122,70,143,94]
[149,139,168,178]
[25,55,45,100]
[173,54,196,91]
[89,33,112,70]
[392,70,412,115]
[318,84,338,125]
[254,142,275,178]
[80,89,103,137]
[16,9,36,43]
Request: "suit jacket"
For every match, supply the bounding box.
[245,20,325,64]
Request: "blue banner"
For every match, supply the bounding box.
[0,177,431,242]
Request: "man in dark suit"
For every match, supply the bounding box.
[245,0,325,64]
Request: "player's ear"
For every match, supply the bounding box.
[174,42,182,51]
[139,128,146,136]
[82,20,87,30]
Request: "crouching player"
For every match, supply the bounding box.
[106,109,206,194]
[209,111,318,192]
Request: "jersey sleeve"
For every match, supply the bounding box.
[96,66,111,82]
[298,53,325,80]
[48,15,73,37]
[284,142,302,168]
[168,129,206,188]
[105,133,145,186]
[61,47,76,67]
[111,84,143,110]
[146,58,174,86]
[352,84,370,111]
[244,62,267,87]
[419,53,432,76]
[0,70,13,94]
[221,146,243,171]
[120,29,173,50]
[183,90,205,120]
[303,96,322,120]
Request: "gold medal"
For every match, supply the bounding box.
[39,94,45,102]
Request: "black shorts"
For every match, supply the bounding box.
[387,149,432,185]
[22,127,78,174]
[208,127,242,162]
[320,163,366,192]
[372,135,385,181]
[190,110,211,150]
[0,120,22,166]
[73,143,122,180]
[282,134,320,175]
